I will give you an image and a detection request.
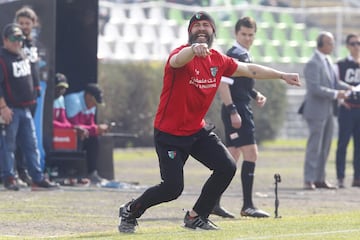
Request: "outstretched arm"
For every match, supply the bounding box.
[232,62,301,86]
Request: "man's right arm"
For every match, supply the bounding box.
[169,43,211,68]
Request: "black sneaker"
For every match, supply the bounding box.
[18,169,32,186]
[4,177,20,191]
[211,204,235,218]
[118,201,138,233]
[183,211,219,230]
[32,179,60,191]
[241,206,270,218]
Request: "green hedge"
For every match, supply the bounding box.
[98,61,286,147]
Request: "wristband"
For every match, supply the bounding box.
[226,104,238,115]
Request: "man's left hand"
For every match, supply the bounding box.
[281,73,301,86]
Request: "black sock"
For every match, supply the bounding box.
[241,161,255,208]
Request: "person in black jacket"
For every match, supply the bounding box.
[335,33,360,188]
[13,5,42,187]
[0,23,58,191]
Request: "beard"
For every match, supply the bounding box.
[188,31,214,48]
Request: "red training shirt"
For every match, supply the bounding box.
[154,44,238,136]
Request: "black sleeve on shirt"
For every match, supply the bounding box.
[0,57,5,98]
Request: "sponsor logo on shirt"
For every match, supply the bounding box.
[189,77,216,89]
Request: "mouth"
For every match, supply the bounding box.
[195,33,208,42]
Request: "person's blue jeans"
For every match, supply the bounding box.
[0,108,43,182]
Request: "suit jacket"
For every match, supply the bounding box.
[301,52,350,120]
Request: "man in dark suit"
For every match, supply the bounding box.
[301,31,352,190]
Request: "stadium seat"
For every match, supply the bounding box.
[121,23,139,43]
[278,12,295,28]
[290,27,305,43]
[103,22,121,41]
[98,36,113,59]
[109,4,127,25]
[114,40,132,60]
[168,8,185,25]
[140,24,157,44]
[128,6,147,24]
[148,5,165,25]
[133,41,151,60]
[242,9,260,23]
[217,24,233,48]
[281,44,299,63]
[260,11,276,28]
[159,22,176,45]
[250,45,263,63]
[151,41,170,61]
[217,10,239,28]
[307,28,320,41]
[177,24,188,43]
[256,26,270,41]
[299,43,314,63]
[263,42,280,63]
[272,27,288,46]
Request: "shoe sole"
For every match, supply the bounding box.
[182,225,219,231]
[118,226,135,233]
[241,211,270,218]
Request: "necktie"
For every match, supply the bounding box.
[325,57,336,87]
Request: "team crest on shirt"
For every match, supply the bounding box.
[168,150,177,159]
[210,67,218,77]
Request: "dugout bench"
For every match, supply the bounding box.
[46,129,137,181]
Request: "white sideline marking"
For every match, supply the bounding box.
[237,229,360,239]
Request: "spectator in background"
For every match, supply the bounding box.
[334,33,360,188]
[215,16,269,218]
[13,5,42,187]
[0,23,59,191]
[300,32,352,190]
[53,73,90,186]
[64,83,109,184]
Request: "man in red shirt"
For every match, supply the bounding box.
[118,11,300,233]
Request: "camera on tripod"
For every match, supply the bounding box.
[274,173,281,183]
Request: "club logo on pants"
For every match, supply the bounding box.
[167,150,177,159]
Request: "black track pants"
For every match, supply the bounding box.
[131,128,237,218]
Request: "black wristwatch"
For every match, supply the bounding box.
[226,104,238,115]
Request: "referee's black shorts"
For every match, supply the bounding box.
[221,103,256,147]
